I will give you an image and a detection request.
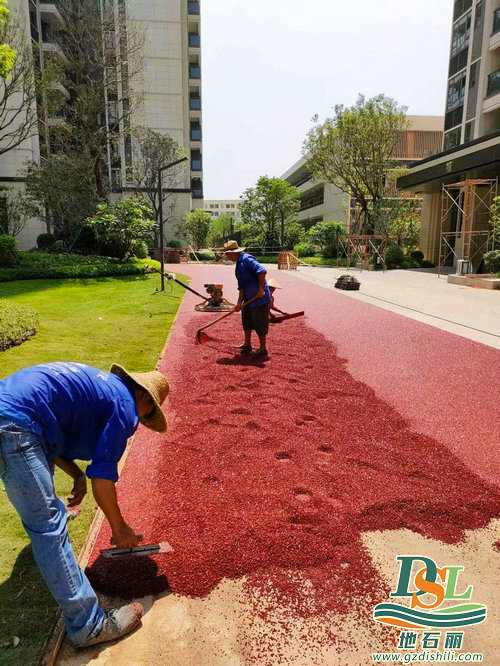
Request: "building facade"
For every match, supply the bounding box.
[0,0,203,248]
[281,116,444,232]
[399,0,500,267]
[203,200,241,222]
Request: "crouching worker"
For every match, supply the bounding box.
[267,279,287,322]
[0,362,170,648]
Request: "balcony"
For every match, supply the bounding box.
[189,65,201,79]
[490,9,500,50]
[188,1,200,16]
[189,33,200,48]
[484,69,500,113]
[40,3,64,26]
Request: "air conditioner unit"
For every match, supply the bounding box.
[456,259,473,275]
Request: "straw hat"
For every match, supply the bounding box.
[110,364,170,433]
[223,240,246,253]
[267,279,282,289]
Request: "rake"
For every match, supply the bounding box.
[196,293,261,344]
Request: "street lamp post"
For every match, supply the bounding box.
[158,156,189,291]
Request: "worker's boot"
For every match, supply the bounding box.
[77,602,143,648]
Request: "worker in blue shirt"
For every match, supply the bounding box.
[224,240,271,357]
[0,362,170,648]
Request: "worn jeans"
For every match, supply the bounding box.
[0,417,104,645]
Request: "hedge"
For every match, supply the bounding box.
[0,300,39,351]
[0,234,17,268]
[0,251,148,282]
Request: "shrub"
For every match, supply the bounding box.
[0,300,39,351]
[53,240,66,253]
[132,241,149,259]
[37,233,56,252]
[410,250,424,262]
[484,250,500,273]
[0,252,148,282]
[400,257,422,269]
[293,242,316,257]
[87,197,155,260]
[167,239,182,249]
[71,225,98,255]
[0,234,17,267]
[385,245,404,268]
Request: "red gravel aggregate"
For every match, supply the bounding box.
[86,267,500,625]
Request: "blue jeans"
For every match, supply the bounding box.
[0,417,104,645]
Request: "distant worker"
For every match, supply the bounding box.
[0,362,170,648]
[224,240,271,357]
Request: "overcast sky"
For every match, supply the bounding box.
[201,0,453,200]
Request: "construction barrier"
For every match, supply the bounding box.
[278,252,299,270]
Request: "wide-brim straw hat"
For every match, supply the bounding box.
[267,279,282,289]
[224,240,246,253]
[110,364,169,433]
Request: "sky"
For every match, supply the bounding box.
[201,0,453,200]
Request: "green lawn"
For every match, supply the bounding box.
[0,273,186,665]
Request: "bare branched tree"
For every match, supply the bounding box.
[131,128,187,235]
[48,0,145,197]
[0,13,39,157]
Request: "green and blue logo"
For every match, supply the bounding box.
[373,556,487,630]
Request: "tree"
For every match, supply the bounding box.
[308,221,346,258]
[239,176,301,246]
[304,94,408,235]
[207,212,235,247]
[23,154,99,242]
[489,196,500,247]
[0,1,16,79]
[385,199,421,251]
[183,209,211,249]
[0,6,41,157]
[48,0,145,198]
[284,221,305,249]
[86,197,154,259]
[0,186,36,237]
[131,128,186,237]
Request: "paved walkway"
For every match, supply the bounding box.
[272,265,500,350]
[56,264,500,666]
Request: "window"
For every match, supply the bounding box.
[453,0,472,22]
[191,152,202,171]
[487,69,500,97]
[190,122,201,141]
[213,204,219,209]
[447,72,467,110]
[188,1,200,15]
[493,8,500,36]
[189,94,201,110]
[189,65,201,79]
[444,128,461,150]
[191,179,203,198]
[226,204,231,209]
[451,13,471,57]
[464,121,474,142]
[469,61,478,88]
[189,33,200,47]
[475,0,483,28]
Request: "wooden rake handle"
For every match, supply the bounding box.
[197,293,261,335]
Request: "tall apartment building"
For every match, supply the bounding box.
[0,0,203,248]
[399,0,500,266]
[281,116,444,231]
[203,199,241,222]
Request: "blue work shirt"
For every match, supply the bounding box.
[0,362,139,482]
[235,253,271,309]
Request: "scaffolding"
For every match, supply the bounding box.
[337,235,387,271]
[439,179,497,276]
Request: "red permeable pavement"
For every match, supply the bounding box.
[86,266,500,617]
